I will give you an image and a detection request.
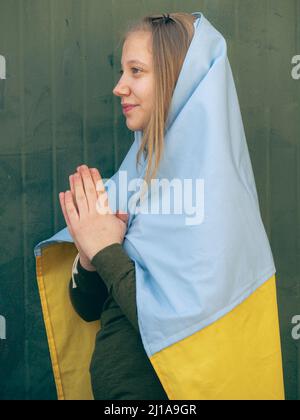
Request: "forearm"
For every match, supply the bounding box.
[69,256,109,322]
[91,243,139,333]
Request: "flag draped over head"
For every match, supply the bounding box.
[34,12,285,400]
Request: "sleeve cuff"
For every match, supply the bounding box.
[77,258,99,278]
[91,243,135,292]
[73,254,106,294]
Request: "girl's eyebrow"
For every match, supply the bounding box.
[121,59,148,67]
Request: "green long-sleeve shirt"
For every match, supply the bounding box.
[69,243,168,400]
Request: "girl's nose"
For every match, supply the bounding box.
[113,80,130,96]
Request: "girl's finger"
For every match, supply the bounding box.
[73,173,89,217]
[116,210,129,224]
[78,166,98,213]
[64,190,80,224]
[69,175,79,212]
[90,168,109,214]
[69,174,75,195]
[59,192,84,255]
[90,168,112,214]
[90,168,104,199]
[59,192,74,236]
[92,168,106,194]
[95,190,112,215]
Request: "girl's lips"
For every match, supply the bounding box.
[123,105,138,114]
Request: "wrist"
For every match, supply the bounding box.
[87,240,121,261]
[79,254,97,272]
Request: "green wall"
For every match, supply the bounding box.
[0,0,299,400]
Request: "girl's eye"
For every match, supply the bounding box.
[131,67,141,74]
[119,67,141,75]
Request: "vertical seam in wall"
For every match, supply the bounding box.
[50,0,58,233]
[295,0,299,51]
[265,0,271,239]
[295,0,300,400]
[234,0,240,86]
[81,1,87,164]
[19,0,30,399]
[112,0,119,172]
[295,0,300,291]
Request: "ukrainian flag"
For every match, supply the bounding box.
[34,12,285,400]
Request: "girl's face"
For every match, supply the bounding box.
[113,31,154,132]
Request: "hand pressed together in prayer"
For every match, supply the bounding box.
[59,164,129,262]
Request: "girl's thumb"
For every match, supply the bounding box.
[116,211,129,224]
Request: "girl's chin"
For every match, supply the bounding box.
[126,121,144,131]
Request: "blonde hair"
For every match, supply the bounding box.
[119,12,196,190]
